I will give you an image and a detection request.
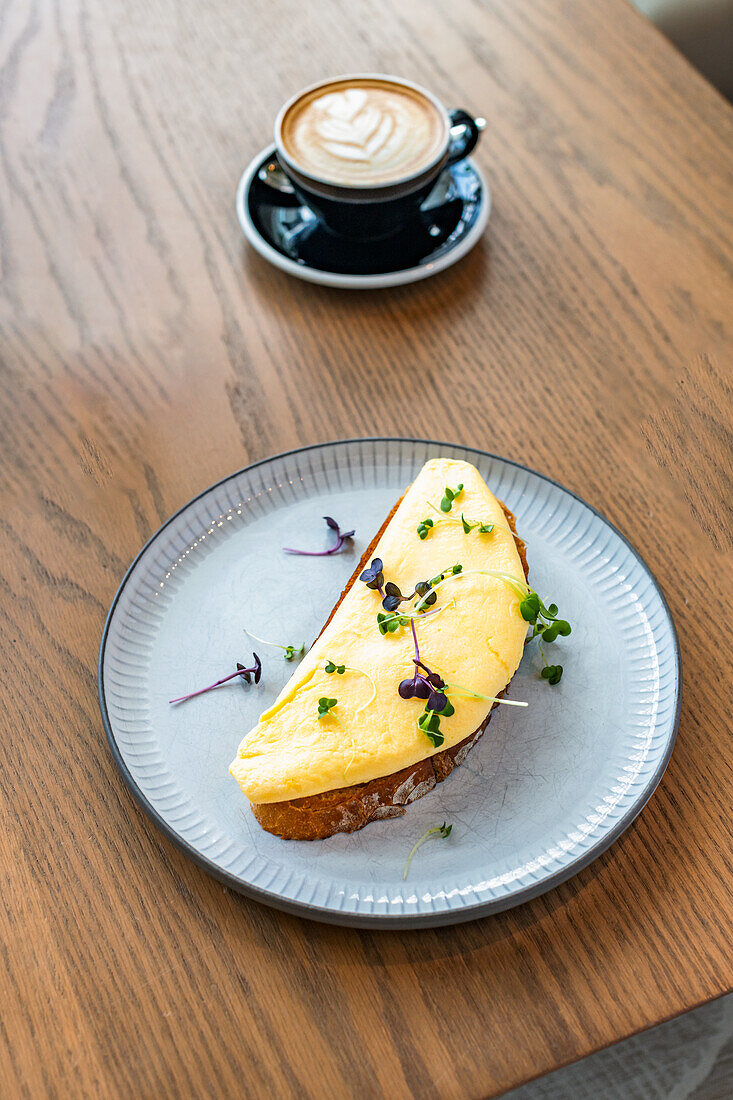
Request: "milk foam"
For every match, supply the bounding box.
[280,79,447,186]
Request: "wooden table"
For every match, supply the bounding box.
[1,0,731,1096]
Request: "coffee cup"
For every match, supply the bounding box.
[267,74,483,240]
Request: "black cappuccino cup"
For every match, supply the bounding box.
[269,74,483,240]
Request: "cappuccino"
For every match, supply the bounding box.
[278,77,448,188]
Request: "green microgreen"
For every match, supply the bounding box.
[440,483,464,512]
[461,513,495,535]
[411,569,570,686]
[376,599,452,634]
[420,496,498,539]
[538,642,563,685]
[445,682,529,707]
[324,662,377,713]
[377,611,410,635]
[403,822,453,880]
[428,563,462,586]
[519,595,570,687]
[245,628,305,662]
[317,696,338,719]
[417,709,444,746]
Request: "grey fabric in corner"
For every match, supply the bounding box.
[503,994,733,1100]
[634,0,733,98]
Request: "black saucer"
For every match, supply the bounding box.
[237,146,490,288]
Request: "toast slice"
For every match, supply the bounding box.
[250,500,527,839]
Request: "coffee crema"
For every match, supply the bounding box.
[278,78,448,187]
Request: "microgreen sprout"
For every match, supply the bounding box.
[376,601,450,634]
[382,581,412,613]
[371,564,463,635]
[359,557,384,593]
[245,628,305,661]
[412,569,528,612]
[317,696,338,719]
[377,611,410,635]
[538,642,563,685]
[284,516,355,556]
[169,653,261,704]
[419,498,499,539]
[403,822,453,880]
[519,593,570,686]
[461,514,495,535]
[410,569,570,686]
[417,709,445,747]
[440,483,464,512]
[324,661,377,712]
[445,682,529,707]
[429,563,463,585]
[394,622,454,745]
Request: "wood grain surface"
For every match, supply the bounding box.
[0,0,731,1097]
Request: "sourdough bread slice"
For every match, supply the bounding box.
[251,500,528,840]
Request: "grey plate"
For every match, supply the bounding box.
[99,439,681,928]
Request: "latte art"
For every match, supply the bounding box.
[279,78,448,187]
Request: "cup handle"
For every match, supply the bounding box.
[446,109,484,165]
[257,155,296,195]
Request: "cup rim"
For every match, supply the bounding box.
[274,73,452,192]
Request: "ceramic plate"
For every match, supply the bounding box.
[99,439,680,928]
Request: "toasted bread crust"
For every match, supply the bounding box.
[251,499,528,840]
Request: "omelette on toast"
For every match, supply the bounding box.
[230,458,531,839]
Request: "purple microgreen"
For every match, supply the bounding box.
[382,581,405,612]
[410,618,420,663]
[403,822,452,880]
[414,579,437,607]
[412,658,445,689]
[359,557,384,591]
[427,690,448,713]
[398,678,418,699]
[245,627,305,661]
[169,653,261,704]
[284,516,354,556]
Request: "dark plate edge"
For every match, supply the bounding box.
[98,436,683,930]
